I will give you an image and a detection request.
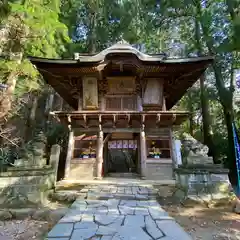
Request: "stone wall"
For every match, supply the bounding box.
[69,159,96,180]
[145,160,173,180]
[0,166,55,205]
[174,165,231,201]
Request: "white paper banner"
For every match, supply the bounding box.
[234,69,240,107]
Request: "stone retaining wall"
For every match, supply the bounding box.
[69,159,96,180]
[174,165,231,201]
[146,161,173,180]
[0,166,55,205]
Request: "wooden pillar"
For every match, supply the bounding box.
[96,129,104,179]
[50,144,61,186]
[140,126,147,179]
[100,95,105,111]
[162,97,166,111]
[78,96,82,111]
[169,127,177,179]
[64,129,74,179]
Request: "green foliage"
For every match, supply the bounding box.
[46,123,68,146]
[9,1,71,58]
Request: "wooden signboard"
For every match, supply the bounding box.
[82,77,98,109]
[143,78,163,106]
[107,77,136,94]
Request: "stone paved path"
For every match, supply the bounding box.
[47,184,192,240]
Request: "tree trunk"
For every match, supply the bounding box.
[199,74,217,162]
[87,2,97,53]
[223,106,237,185]
[187,91,194,136]
[0,71,18,121]
[195,15,217,162]
[196,0,236,182]
[44,90,54,131]
[24,92,38,142]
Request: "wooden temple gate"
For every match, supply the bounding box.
[29,41,213,181]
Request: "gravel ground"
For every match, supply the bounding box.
[0,219,50,240]
[157,185,240,240]
[164,204,240,240]
[0,201,68,240]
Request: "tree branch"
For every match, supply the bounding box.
[0,132,19,147]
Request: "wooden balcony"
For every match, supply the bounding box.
[51,110,189,129]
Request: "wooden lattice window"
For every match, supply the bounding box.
[105,95,137,111]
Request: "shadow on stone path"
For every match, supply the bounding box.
[46,184,192,240]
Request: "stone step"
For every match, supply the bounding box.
[107,173,140,178]
[86,193,152,201]
[52,190,158,202]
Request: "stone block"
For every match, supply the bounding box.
[145,216,164,239]
[96,226,118,235]
[47,238,69,240]
[136,200,150,207]
[69,162,95,180]
[108,216,124,228]
[135,194,148,200]
[0,210,12,220]
[148,206,169,220]
[156,220,192,240]
[95,214,119,225]
[101,236,113,240]
[146,163,173,181]
[134,207,149,215]
[106,199,120,207]
[48,223,73,238]
[9,208,35,219]
[124,215,145,227]
[74,221,98,229]
[71,228,97,239]
[120,200,137,207]
[58,210,82,223]
[112,226,152,240]
[119,205,134,215]
[70,201,87,210]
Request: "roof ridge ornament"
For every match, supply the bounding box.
[116,39,130,45]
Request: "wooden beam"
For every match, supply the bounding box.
[96,129,104,179]
[103,133,111,145]
[83,114,87,124]
[156,114,161,124]
[98,114,102,124]
[67,115,71,124]
[113,114,117,128]
[140,126,146,179]
[64,130,74,179]
[67,115,71,130]
[127,114,131,127]
[141,114,146,124]
[172,114,177,124]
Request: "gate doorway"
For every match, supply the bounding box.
[104,133,139,175]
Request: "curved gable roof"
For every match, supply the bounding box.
[28,41,214,110]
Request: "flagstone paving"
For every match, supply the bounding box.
[46,184,192,240]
